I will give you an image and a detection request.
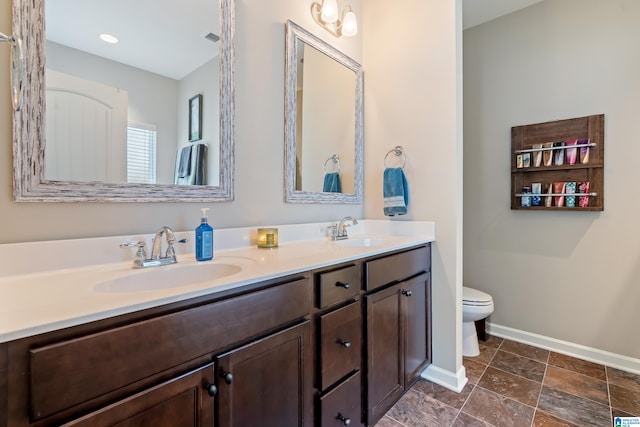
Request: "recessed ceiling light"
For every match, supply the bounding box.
[99,33,119,44]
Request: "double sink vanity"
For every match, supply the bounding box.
[0,220,434,426]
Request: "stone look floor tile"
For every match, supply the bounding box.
[374,415,406,427]
[532,410,581,427]
[379,334,640,427]
[386,389,459,427]
[490,350,546,382]
[548,352,606,381]
[478,366,542,407]
[463,358,489,385]
[413,380,473,410]
[543,365,609,405]
[607,366,640,394]
[462,387,535,427]
[609,383,640,416]
[500,339,550,363]
[537,385,611,427]
[452,412,494,427]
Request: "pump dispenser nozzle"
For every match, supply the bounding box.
[200,208,210,223]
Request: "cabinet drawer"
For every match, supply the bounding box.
[317,264,361,308]
[320,371,362,427]
[365,245,430,292]
[319,301,361,389]
[29,278,310,421]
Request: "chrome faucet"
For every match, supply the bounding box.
[151,226,177,261]
[121,226,185,269]
[329,216,358,240]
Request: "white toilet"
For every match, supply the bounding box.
[462,286,494,357]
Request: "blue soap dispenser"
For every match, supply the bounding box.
[195,208,214,261]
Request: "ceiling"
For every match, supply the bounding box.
[45,1,543,80]
[463,0,544,29]
[46,0,219,80]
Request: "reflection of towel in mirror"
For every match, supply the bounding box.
[323,172,342,193]
[177,146,192,178]
[383,167,408,216]
[174,144,207,185]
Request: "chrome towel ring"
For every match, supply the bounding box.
[324,154,342,173]
[384,146,407,169]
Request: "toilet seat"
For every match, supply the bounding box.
[463,286,493,306]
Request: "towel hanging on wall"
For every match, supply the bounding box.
[383,167,409,216]
[174,143,207,185]
[323,172,341,192]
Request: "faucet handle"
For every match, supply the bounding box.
[120,241,148,263]
[327,224,338,240]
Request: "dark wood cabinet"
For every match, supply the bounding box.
[216,322,312,427]
[364,246,431,426]
[62,363,216,427]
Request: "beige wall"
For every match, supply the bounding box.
[0,0,364,244]
[464,0,640,359]
[364,0,464,377]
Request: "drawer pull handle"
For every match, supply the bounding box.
[220,371,233,384]
[336,281,351,289]
[336,413,351,425]
[337,339,351,348]
[402,289,413,297]
[206,383,218,397]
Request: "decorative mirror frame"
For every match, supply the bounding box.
[284,20,363,204]
[12,0,235,202]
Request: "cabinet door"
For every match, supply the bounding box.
[216,321,312,427]
[402,272,431,387]
[63,363,215,427]
[365,284,403,426]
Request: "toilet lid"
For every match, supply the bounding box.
[463,286,493,304]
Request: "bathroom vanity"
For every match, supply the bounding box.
[0,222,433,427]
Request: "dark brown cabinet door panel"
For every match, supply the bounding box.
[63,363,215,427]
[402,272,431,387]
[365,285,403,425]
[216,321,312,427]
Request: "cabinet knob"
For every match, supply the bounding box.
[205,383,217,397]
[402,289,413,297]
[336,413,351,425]
[337,339,351,348]
[220,371,233,384]
[336,281,351,289]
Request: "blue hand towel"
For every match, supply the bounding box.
[323,172,342,193]
[383,167,408,216]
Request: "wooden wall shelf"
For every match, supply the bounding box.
[511,114,604,211]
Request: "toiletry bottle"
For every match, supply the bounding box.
[195,208,214,261]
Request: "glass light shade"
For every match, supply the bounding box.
[341,10,358,37]
[320,0,339,23]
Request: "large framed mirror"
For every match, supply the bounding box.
[12,0,235,202]
[284,20,363,204]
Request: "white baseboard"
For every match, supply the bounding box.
[488,322,640,375]
[421,363,468,393]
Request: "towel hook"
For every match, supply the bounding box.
[323,154,342,173]
[0,31,24,111]
[384,146,406,169]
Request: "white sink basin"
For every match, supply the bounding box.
[333,237,391,247]
[94,262,243,293]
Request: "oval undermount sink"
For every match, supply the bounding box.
[333,237,391,247]
[94,262,243,293]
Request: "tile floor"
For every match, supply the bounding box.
[375,336,640,427]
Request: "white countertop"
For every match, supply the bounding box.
[0,220,435,343]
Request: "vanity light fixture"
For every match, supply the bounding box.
[311,0,358,38]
